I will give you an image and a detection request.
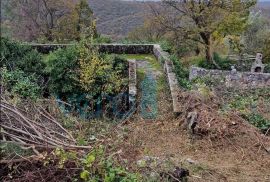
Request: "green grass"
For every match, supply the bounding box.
[120,54,162,70]
[157,76,167,92]
[137,68,146,82]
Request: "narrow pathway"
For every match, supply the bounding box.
[138,60,159,119]
[124,54,174,120]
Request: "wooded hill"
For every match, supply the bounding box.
[89,0,270,39]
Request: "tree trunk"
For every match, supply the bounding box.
[205,43,213,64]
[200,32,213,63]
[195,47,200,56]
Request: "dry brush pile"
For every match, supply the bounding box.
[177,89,270,153]
[0,95,95,181]
[0,95,92,151]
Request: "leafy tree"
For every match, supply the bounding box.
[75,0,98,39]
[154,0,256,65]
[128,15,166,42]
[241,11,270,62]
[54,0,98,42]
[2,0,73,41]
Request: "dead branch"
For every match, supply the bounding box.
[0,95,91,151]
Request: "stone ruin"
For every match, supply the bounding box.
[189,53,270,89]
[251,53,265,73]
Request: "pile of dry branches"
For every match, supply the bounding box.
[0,96,91,150]
[176,90,270,153]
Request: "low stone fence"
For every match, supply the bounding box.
[153,45,181,113]
[128,59,137,109]
[30,44,71,54]
[99,44,153,54]
[31,43,154,54]
[189,66,270,88]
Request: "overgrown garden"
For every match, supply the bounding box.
[1,0,270,181]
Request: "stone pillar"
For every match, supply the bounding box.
[251,53,265,73]
[128,59,137,109]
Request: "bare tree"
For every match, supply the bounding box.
[2,0,95,42]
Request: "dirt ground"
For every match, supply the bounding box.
[115,118,270,181]
[112,88,270,182]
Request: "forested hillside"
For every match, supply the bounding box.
[2,0,269,39]
[256,2,270,17]
[89,0,149,39]
[88,0,270,39]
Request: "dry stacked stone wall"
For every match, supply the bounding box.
[190,66,270,88]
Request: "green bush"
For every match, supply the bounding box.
[0,38,46,99]
[78,42,128,97]
[170,55,191,89]
[160,40,173,53]
[54,146,140,182]
[193,56,214,69]
[45,42,128,100]
[243,113,270,134]
[213,52,235,70]
[45,45,80,96]
[195,52,235,70]
[1,67,42,100]
[107,55,128,76]
[0,37,45,76]
[93,36,112,44]
[264,64,270,73]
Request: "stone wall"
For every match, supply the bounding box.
[31,43,154,54]
[153,45,181,113]
[190,66,270,88]
[30,44,72,54]
[98,44,153,54]
[128,59,137,109]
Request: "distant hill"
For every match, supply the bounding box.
[89,0,270,40]
[89,0,150,40]
[256,2,270,18]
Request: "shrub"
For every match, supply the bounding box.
[243,113,270,134]
[160,40,173,53]
[54,146,140,182]
[0,38,46,99]
[45,45,80,96]
[213,52,235,70]
[193,56,214,69]
[45,40,128,111]
[78,41,128,97]
[0,37,45,76]
[170,55,191,89]
[265,64,270,73]
[93,36,112,44]
[1,67,42,100]
[195,52,235,70]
